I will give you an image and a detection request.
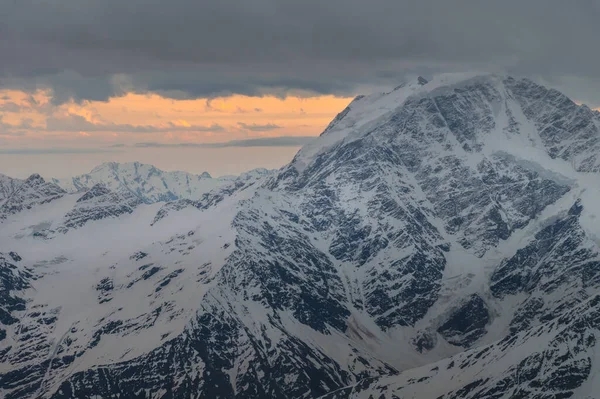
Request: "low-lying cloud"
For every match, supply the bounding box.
[237,122,281,132]
[135,136,315,148]
[0,136,315,154]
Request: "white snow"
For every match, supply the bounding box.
[4,74,600,398]
[53,161,230,203]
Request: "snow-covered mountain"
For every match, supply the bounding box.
[3,74,600,398]
[0,174,22,202]
[57,184,143,234]
[53,162,230,204]
[0,174,65,221]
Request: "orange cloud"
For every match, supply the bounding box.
[0,89,352,147]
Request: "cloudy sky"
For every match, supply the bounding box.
[1,0,600,177]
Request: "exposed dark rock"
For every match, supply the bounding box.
[438,294,490,347]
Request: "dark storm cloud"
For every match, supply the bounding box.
[1,0,600,105]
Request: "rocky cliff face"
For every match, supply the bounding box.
[57,184,143,233]
[2,74,600,398]
[0,175,23,202]
[0,174,65,221]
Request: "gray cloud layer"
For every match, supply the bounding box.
[1,1,600,105]
[135,136,315,148]
[237,122,281,132]
[0,136,314,154]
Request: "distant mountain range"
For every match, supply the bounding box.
[52,162,232,204]
[2,74,600,398]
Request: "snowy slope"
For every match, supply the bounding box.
[0,174,22,202]
[3,74,600,398]
[0,174,65,221]
[53,162,230,204]
[57,184,144,233]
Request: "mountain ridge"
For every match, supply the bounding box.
[52,161,226,204]
[2,74,600,398]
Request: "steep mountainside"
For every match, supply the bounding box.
[2,74,600,398]
[57,184,143,234]
[53,162,230,204]
[0,175,22,202]
[0,174,65,221]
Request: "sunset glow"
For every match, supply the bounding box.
[0,90,353,147]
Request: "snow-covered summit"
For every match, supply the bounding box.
[0,173,65,220]
[54,161,228,203]
[293,75,434,170]
[0,173,22,201]
[291,73,600,176]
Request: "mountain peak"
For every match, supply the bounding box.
[90,161,119,173]
[55,162,229,204]
[0,172,65,218]
[24,173,45,185]
[0,174,23,201]
[290,74,600,175]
